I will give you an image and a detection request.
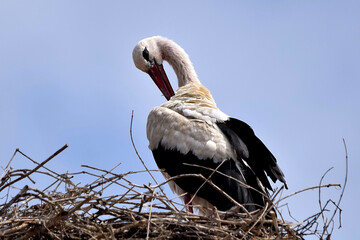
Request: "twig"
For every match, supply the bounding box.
[0,144,68,192]
[275,184,341,205]
[241,202,269,240]
[130,111,158,185]
[0,185,29,216]
[146,189,154,240]
[16,149,64,179]
[321,138,348,237]
[0,148,18,182]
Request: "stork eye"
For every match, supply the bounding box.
[142,47,153,63]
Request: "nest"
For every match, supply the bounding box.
[0,137,347,239]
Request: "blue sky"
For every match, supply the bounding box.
[1,1,359,239]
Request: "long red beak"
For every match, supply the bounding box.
[147,63,175,101]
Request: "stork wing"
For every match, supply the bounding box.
[217,117,287,191]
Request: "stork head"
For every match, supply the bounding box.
[133,36,175,100]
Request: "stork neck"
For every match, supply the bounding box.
[157,37,200,87]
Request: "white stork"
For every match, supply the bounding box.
[132,36,287,215]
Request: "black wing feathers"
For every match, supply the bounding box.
[217,117,287,190]
[217,123,249,159]
[152,145,265,212]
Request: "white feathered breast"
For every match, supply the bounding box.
[147,83,236,163]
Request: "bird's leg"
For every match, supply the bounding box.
[184,193,193,213]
